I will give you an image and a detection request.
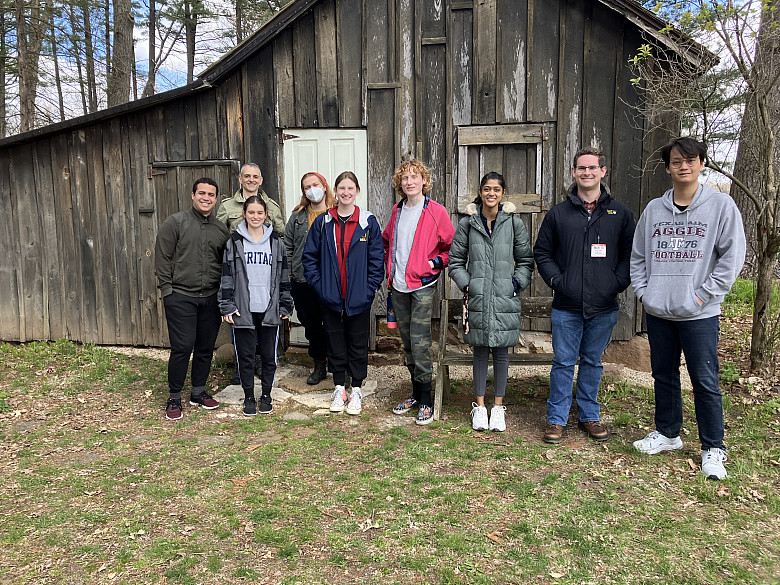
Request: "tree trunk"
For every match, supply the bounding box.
[235,0,243,43]
[732,2,780,372]
[0,4,7,138]
[49,12,65,122]
[68,3,88,116]
[81,0,97,112]
[185,0,196,84]
[104,1,111,78]
[107,0,133,107]
[15,0,51,132]
[141,0,156,98]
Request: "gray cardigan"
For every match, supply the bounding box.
[449,202,534,347]
[218,228,293,328]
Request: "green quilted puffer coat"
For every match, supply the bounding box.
[449,202,534,348]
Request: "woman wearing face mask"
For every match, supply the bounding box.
[284,172,336,385]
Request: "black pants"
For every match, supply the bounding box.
[234,313,279,396]
[163,292,220,393]
[321,306,370,388]
[291,281,328,361]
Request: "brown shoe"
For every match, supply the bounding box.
[578,420,609,441]
[543,423,564,444]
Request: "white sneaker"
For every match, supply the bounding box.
[471,402,488,431]
[330,385,347,413]
[701,448,728,480]
[346,387,362,415]
[633,430,684,454]
[489,405,507,432]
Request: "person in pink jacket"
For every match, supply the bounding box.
[383,160,455,425]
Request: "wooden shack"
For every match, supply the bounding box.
[0,0,706,347]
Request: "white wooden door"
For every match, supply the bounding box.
[281,128,368,216]
[281,128,368,345]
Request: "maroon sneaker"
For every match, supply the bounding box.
[190,391,219,410]
[165,398,183,421]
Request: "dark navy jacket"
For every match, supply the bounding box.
[533,186,636,318]
[302,207,384,316]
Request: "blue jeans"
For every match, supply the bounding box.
[645,314,723,450]
[547,308,618,425]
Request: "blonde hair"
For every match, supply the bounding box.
[391,160,433,198]
[293,172,336,212]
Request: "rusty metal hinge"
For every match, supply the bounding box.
[147,166,167,179]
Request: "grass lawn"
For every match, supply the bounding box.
[0,336,778,585]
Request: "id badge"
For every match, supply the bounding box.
[591,243,607,258]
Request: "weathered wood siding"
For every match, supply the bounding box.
[0,0,670,345]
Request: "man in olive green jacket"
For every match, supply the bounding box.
[217,163,285,236]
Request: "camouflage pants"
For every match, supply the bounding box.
[392,285,435,384]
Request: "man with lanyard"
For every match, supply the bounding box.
[534,147,636,444]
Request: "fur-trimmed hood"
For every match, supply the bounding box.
[465,201,517,216]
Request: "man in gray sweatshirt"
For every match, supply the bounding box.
[630,137,745,480]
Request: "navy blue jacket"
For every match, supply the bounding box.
[533,186,636,318]
[302,208,384,315]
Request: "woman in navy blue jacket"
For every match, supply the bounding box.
[302,171,384,416]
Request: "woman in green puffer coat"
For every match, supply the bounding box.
[449,172,534,432]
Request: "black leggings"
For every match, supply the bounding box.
[473,346,509,398]
[234,313,279,396]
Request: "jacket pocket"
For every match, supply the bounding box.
[642,275,703,319]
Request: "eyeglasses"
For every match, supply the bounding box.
[669,158,699,168]
[575,165,602,173]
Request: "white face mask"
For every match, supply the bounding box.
[305,186,325,203]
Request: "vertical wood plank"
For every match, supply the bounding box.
[422,43,447,206]
[293,11,318,127]
[366,0,392,84]
[146,106,167,162]
[12,144,45,340]
[49,134,82,341]
[221,73,244,162]
[315,0,339,127]
[166,101,187,161]
[245,45,281,206]
[32,141,62,340]
[0,150,22,340]
[582,1,619,173]
[85,124,117,344]
[397,0,415,156]
[555,0,585,204]
[127,113,162,346]
[527,0,560,122]
[496,0,527,123]
[421,0,444,37]
[367,88,396,228]
[68,130,99,343]
[274,30,295,129]
[450,6,472,126]
[473,0,497,124]
[184,96,200,160]
[197,91,219,160]
[336,0,363,127]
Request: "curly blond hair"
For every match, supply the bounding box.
[391,160,433,198]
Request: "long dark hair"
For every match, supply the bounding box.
[472,172,506,204]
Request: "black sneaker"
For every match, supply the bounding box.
[306,359,327,385]
[258,394,273,414]
[243,396,257,417]
[165,398,183,421]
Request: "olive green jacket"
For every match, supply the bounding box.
[449,202,534,347]
[216,188,285,235]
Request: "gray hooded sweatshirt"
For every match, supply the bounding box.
[630,184,746,321]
